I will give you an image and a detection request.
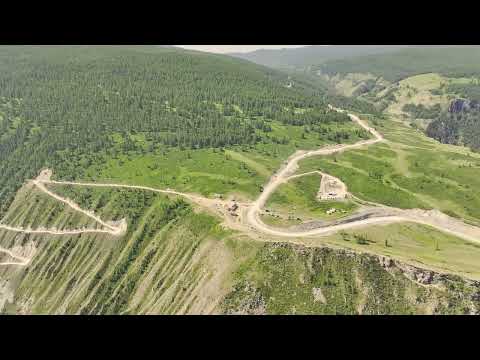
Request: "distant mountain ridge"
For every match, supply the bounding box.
[229,45,479,72]
[317,46,480,82]
[229,45,414,70]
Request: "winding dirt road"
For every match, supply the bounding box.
[0,176,128,266]
[245,107,480,244]
[2,105,480,266]
[0,246,31,266]
[32,180,126,235]
[0,177,127,238]
[245,107,386,235]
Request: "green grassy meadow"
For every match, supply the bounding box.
[70,114,369,201]
[265,173,358,226]
[314,223,480,280]
[296,116,480,223]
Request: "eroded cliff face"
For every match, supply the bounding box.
[0,184,237,315]
[221,244,480,315]
[426,98,480,151]
[376,255,480,314]
[1,183,480,315]
[448,99,480,113]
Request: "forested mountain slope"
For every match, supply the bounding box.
[3,46,480,315]
[305,46,480,152]
[0,45,358,217]
[407,76,480,151]
[427,103,480,151]
[317,46,480,82]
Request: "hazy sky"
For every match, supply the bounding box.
[176,45,308,54]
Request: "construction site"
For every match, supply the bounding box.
[318,174,348,201]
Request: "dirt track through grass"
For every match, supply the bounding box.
[2,106,480,268]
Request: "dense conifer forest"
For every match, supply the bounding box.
[426,109,480,151]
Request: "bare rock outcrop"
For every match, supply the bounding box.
[448,98,480,113]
